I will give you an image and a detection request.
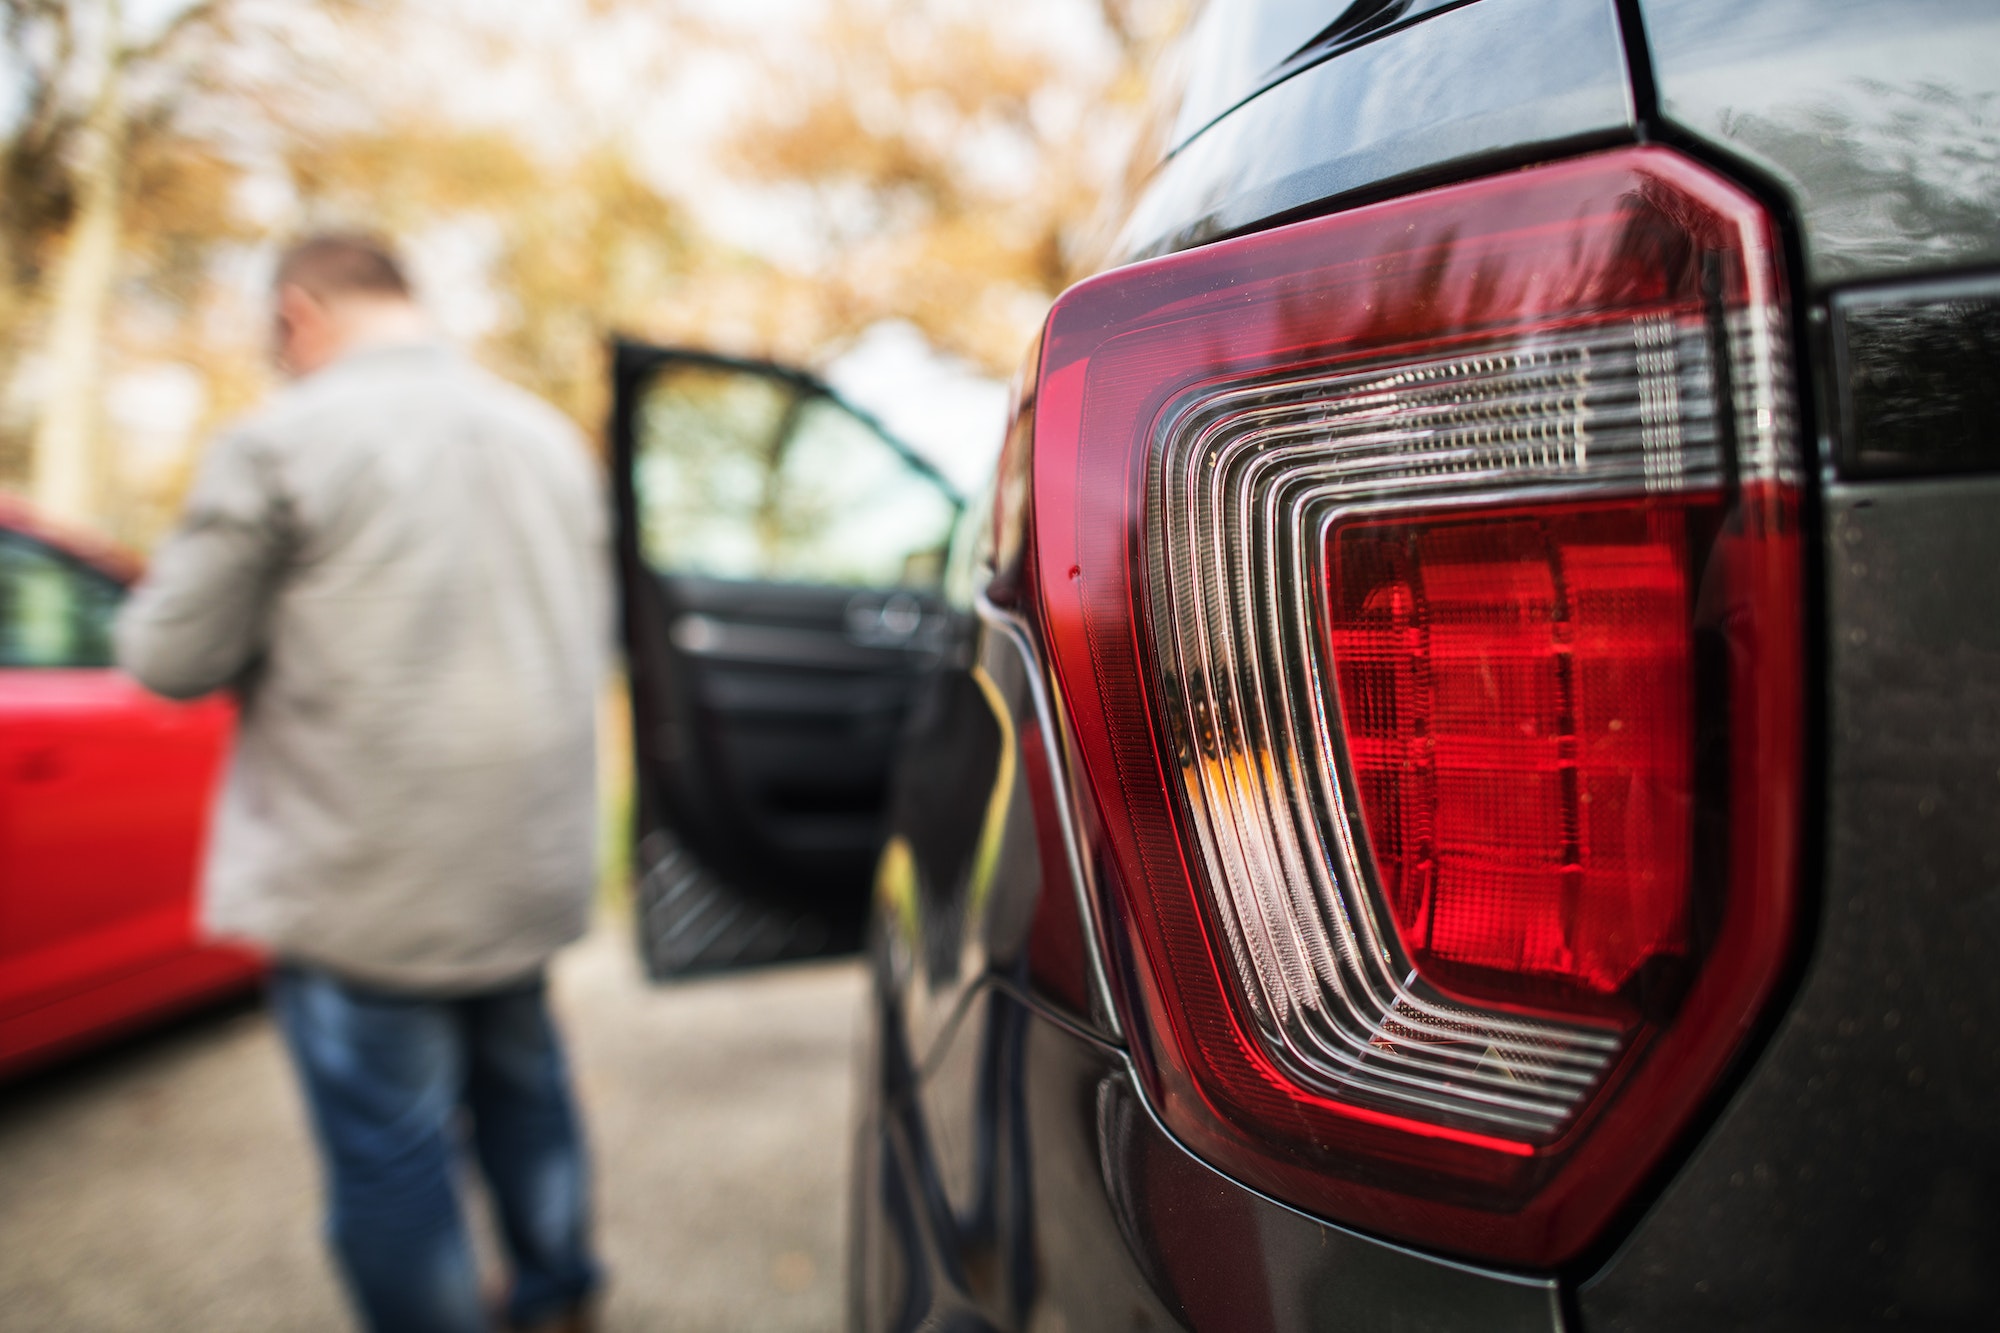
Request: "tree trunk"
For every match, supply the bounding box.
[31,6,127,529]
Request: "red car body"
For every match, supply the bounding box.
[0,495,258,1079]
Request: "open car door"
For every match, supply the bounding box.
[610,340,963,979]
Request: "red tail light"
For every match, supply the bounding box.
[1330,499,1703,1009]
[1026,148,1802,1266]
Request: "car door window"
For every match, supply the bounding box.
[0,532,122,668]
[632,362,958,588]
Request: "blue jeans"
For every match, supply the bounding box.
[270,965,602,1332]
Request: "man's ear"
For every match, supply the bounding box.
[273,282,334,376]
[275,282,325,328]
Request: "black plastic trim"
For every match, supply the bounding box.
[1609,0,1660,129]
[1829,272,2000,480]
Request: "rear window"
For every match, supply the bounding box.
[1169,0,1470,149]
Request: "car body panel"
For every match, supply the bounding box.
[1577,476,2000,1328]
[1567,6,2000,1319]
[856,603,1566,1331]
[0,932,258,1079]
[1116,0,1634,261]
[1166,0,1476,154]
[0,510,254,1078]
[1638,0,2000,289]
[829,0,2000,1323]
[0,672,235,1009]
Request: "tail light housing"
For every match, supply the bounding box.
[1027,148,1801,1266]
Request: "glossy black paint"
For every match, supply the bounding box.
[1115,0,1634,261]
[1167,0,1472,153]
[1638,0,2000,288]
[862,991,1569,1333]
[833,0,2000,1324]
[1092,1071,1562,1333]
[852,602,1566,1330]
[1578,479,2000,1329]
[1166,0,1346,150]
[1833,276,2000,480]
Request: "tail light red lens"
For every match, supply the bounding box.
[1028,148,1802,1266]
[1330,499,1704,1009]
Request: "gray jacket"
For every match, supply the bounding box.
[116,340,609,992]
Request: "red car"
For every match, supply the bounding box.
[0,494,257,1078]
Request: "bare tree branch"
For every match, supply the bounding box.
[118,0,231,67]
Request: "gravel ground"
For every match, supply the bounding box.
[0,919,865,1332]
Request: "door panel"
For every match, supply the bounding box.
[612,341,961,978]
[0,673,234,1018]
[0,531,236,1030]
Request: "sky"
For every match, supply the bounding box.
[377,0,1021,488]
[3,0,1154,502]
[823,322,1009,497]
[363,0,1051,488]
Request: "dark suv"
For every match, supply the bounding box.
[609,2,2000,1329]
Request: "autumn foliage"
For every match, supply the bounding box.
[0,0,1183,542]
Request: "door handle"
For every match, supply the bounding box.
[16,747,65,782]
[845,593,931,646]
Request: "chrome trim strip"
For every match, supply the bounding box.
[975,587,1125,1040]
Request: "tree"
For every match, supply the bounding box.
[0,0,1191,539]
[0,0,359,526]
[720,0,1187,376]
[284,120,701,434]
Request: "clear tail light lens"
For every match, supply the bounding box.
[1030,148,1802,1265]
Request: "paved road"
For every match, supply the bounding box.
[0,920,865,1331]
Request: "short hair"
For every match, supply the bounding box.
[274,232,411,301]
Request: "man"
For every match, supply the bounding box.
[116,233,607,1333]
